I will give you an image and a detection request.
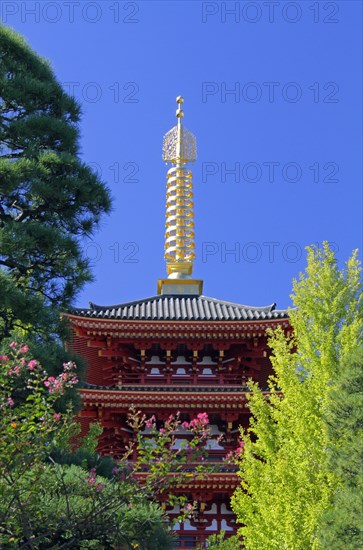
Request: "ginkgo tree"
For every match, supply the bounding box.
[318,346,363,549]
[231,244,362,549]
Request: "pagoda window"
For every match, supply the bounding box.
[140,426,154,435]
[146,355,162,365]
[220,519,234,531]
[150,367,161,375]
[183,520,197,531]
[171,355,190,365]
[171,438,189,450]
[204,503,217,515]
[221,504,234,515]
[205,519,218,531]
[172,426,191,436]
[209,424,223,435]
[206,438,224,450]
[201,368,213,375]
[143,437,157,449]
[168,504,181,514]
[175,367,186,375]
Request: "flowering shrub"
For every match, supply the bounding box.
[0,343,220,547]
[85,467,106,491]
[182,412,209,436]
[123,407,222,521]
[0,342,78,468]
[225,439,245,461]
[0,342,81,545]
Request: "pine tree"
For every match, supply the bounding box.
[0,25,111,343]
[231,244,362,549]
[318,347,363,548]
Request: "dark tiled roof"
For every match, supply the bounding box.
[69,295,288,321]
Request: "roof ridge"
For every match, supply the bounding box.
[88,295,163,310]
[82,295,280,313]
[200,295,276,312]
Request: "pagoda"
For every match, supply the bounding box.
[65,97,290,548]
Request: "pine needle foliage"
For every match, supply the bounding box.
[0,25,111,342]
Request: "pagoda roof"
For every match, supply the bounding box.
[68,294,288,322]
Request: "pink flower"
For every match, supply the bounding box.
[86,467,97,486]
[145,415,156,429]
[63,361,77,372]
[53,413,61,422]
[159,428,165,434]
[188,412,209,431]
[7,397,14,407]
[9,341,17,348]
[181,421,189,429]
[28,360,38,370]
[42,368,78,394]
[44,376,59,393]
[0,355,9,362]
[20,345,29,354]
[13,366,21,375]
[236,441,245,454]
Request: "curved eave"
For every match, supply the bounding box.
[65,294,290,323]
[79,388,274,410]
[135,471,239,492]
[65,314,291,338]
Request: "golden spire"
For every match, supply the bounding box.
[162,96,197,165]
[158,97,203,296]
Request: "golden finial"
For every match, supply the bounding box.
[162,96,197,164]
[158,97,202,295]
[176,96,184,118]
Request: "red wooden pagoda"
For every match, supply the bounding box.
[66,97,289,548]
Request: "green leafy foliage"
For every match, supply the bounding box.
[0,342,79,546]
[231,244,362,549]
[0,344,175,549]
[0,461,175,549]
[0,343,220,548]
[127,409,214,505]
[318,347,363,548]
[203,531,242,549]
[49,422,119,478]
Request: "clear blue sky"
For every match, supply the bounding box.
[3,0,362,310]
